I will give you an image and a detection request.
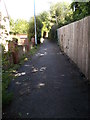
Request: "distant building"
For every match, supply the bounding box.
[0,0,10,51]
[16,34,28,45]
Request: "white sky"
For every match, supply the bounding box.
[4,0,72,21]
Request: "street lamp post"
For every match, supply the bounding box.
[34,0,37,45]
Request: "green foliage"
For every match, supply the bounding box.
[70,2,90,21]
[28,11,51,41]
[2,72,12,90]
[10,18,29,34]
[28,17,35,40]
[48,2,72,40]
[10,18,15,33]
[2,43,13,70]
[2,91,13,106]
[30,45,39,55]
[39,11,51,36]
[2,71,13,107]
[50,2,72,25]
[2,44,40,107]
[48,1,90,41]
[2,51,13,70]
[2,50,19,107]
[48,25,58,41]
[28,17,43,43]
[10,2,90,42]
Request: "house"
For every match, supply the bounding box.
[8,33,30,53]
[16,34,28,45]
[16,34,30,51]
[0,0,10,51]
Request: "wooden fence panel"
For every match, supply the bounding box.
[57,16,90,80]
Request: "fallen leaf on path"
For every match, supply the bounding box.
[27,113,29,115]
[32,68,38,73]
[40,67,46,72]
[61,74,65,77]
[16,81,21,85]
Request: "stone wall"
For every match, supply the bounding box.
[57,16,90,80]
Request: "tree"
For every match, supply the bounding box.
[48,25,58,41]
[39,11,51,37]
[48,2,72,40]
[14,19,29,34]
[10,18,29,34]
[28,16,43,43]
[71,1,90,21]
[50,2,72,26]
[9,18,15,33]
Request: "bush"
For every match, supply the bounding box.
[2,51,14,70]
[70,2,90,22]
[2,44,40,107]
[2,71,13,107]
[28,17,43,44]
[48,25,58,41]
[2,91,13,106]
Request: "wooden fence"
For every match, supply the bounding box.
[57,16,90,80]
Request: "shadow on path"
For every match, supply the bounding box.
[3,39,88,118]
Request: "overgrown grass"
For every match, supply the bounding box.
[30,45,39,55]
[2,45,40,107]
[2,71,13,107]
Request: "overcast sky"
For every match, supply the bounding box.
[4,0,72,21]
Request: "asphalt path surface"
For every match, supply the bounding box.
[3,39,88,118]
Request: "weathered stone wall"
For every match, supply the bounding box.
[57,16,90,80]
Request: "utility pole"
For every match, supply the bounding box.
[34,0,37,45]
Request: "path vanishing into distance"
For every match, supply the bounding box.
[3,39,88,118]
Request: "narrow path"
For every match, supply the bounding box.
[3,39,88,118]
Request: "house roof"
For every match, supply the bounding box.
[17,34,27,39]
